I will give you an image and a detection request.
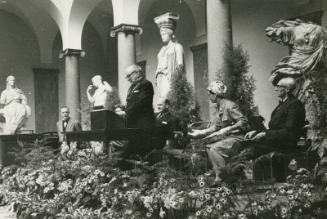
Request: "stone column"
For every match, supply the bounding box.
[61,49,84,121]
[207,0,233,83]
[111,24,142,104]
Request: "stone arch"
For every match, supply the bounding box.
[3,0,61,64]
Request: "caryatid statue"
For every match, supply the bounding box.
[154,12,185,99]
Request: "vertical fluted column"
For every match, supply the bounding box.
[207,0,233,83]
[61,49,84,121]
[111,24,142,104]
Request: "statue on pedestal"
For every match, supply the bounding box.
[0,75,31,134]
[154,12,184,99]
[86,75,113,110]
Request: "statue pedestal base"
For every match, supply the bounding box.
[91,109,126,131]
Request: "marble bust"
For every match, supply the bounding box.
[86,75,113,110]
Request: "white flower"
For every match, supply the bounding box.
[305,191,312,197]
[238,213,247,219]
[159,208,166,218]
[281,207,287,214]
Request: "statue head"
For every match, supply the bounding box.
[207,80,227,103]
[275,77,296,98]
[160,28,175,43]
[91,75,103,88]
[125,64,144,84]
[6,75,16,88]
[154,12,179,43]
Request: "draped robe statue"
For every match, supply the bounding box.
[154,12,185,99]
[265,19,326,97]
[0,76,31,134]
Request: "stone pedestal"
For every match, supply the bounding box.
[90,109,126,130]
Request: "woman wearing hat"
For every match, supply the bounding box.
[188,80,248,185]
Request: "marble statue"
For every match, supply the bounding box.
[154,12,184,99]
[86,75,113,109]
[265,19,326,96]
[0,75,31,134]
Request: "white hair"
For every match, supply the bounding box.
[277,77,296,92]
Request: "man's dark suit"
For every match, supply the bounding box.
[56,118,82,142]
[264,95,306,149]
[153,109,179,149]
[126,79,155,130]
[124,79,155,157]
[233,94,305,159]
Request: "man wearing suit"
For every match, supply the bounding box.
[125,64,155,130]
[233,77,306,160]
[153,98,180,149]
[56,106,82,143]
[116,64,155,158]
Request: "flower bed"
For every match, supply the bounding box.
[0,145,327,219]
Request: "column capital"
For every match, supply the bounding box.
[110,24,143,37]
[59,49,85,59]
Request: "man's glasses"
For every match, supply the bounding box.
[207,90,215,95]
[275,85,287,89]
[126,71,138,78]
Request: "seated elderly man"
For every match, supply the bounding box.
[153,98,180,150]
[231,77,306,165]
[188,80,248,185]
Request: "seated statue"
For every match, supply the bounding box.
[86,75,113,110]
[0,75,31,134]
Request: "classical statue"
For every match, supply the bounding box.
[265,19,326,96]
[86,75,113,110]
[0,75,31,134]
[154,12,184,99]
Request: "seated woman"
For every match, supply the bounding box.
[188,80,249,185]
[0,75,31,134]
